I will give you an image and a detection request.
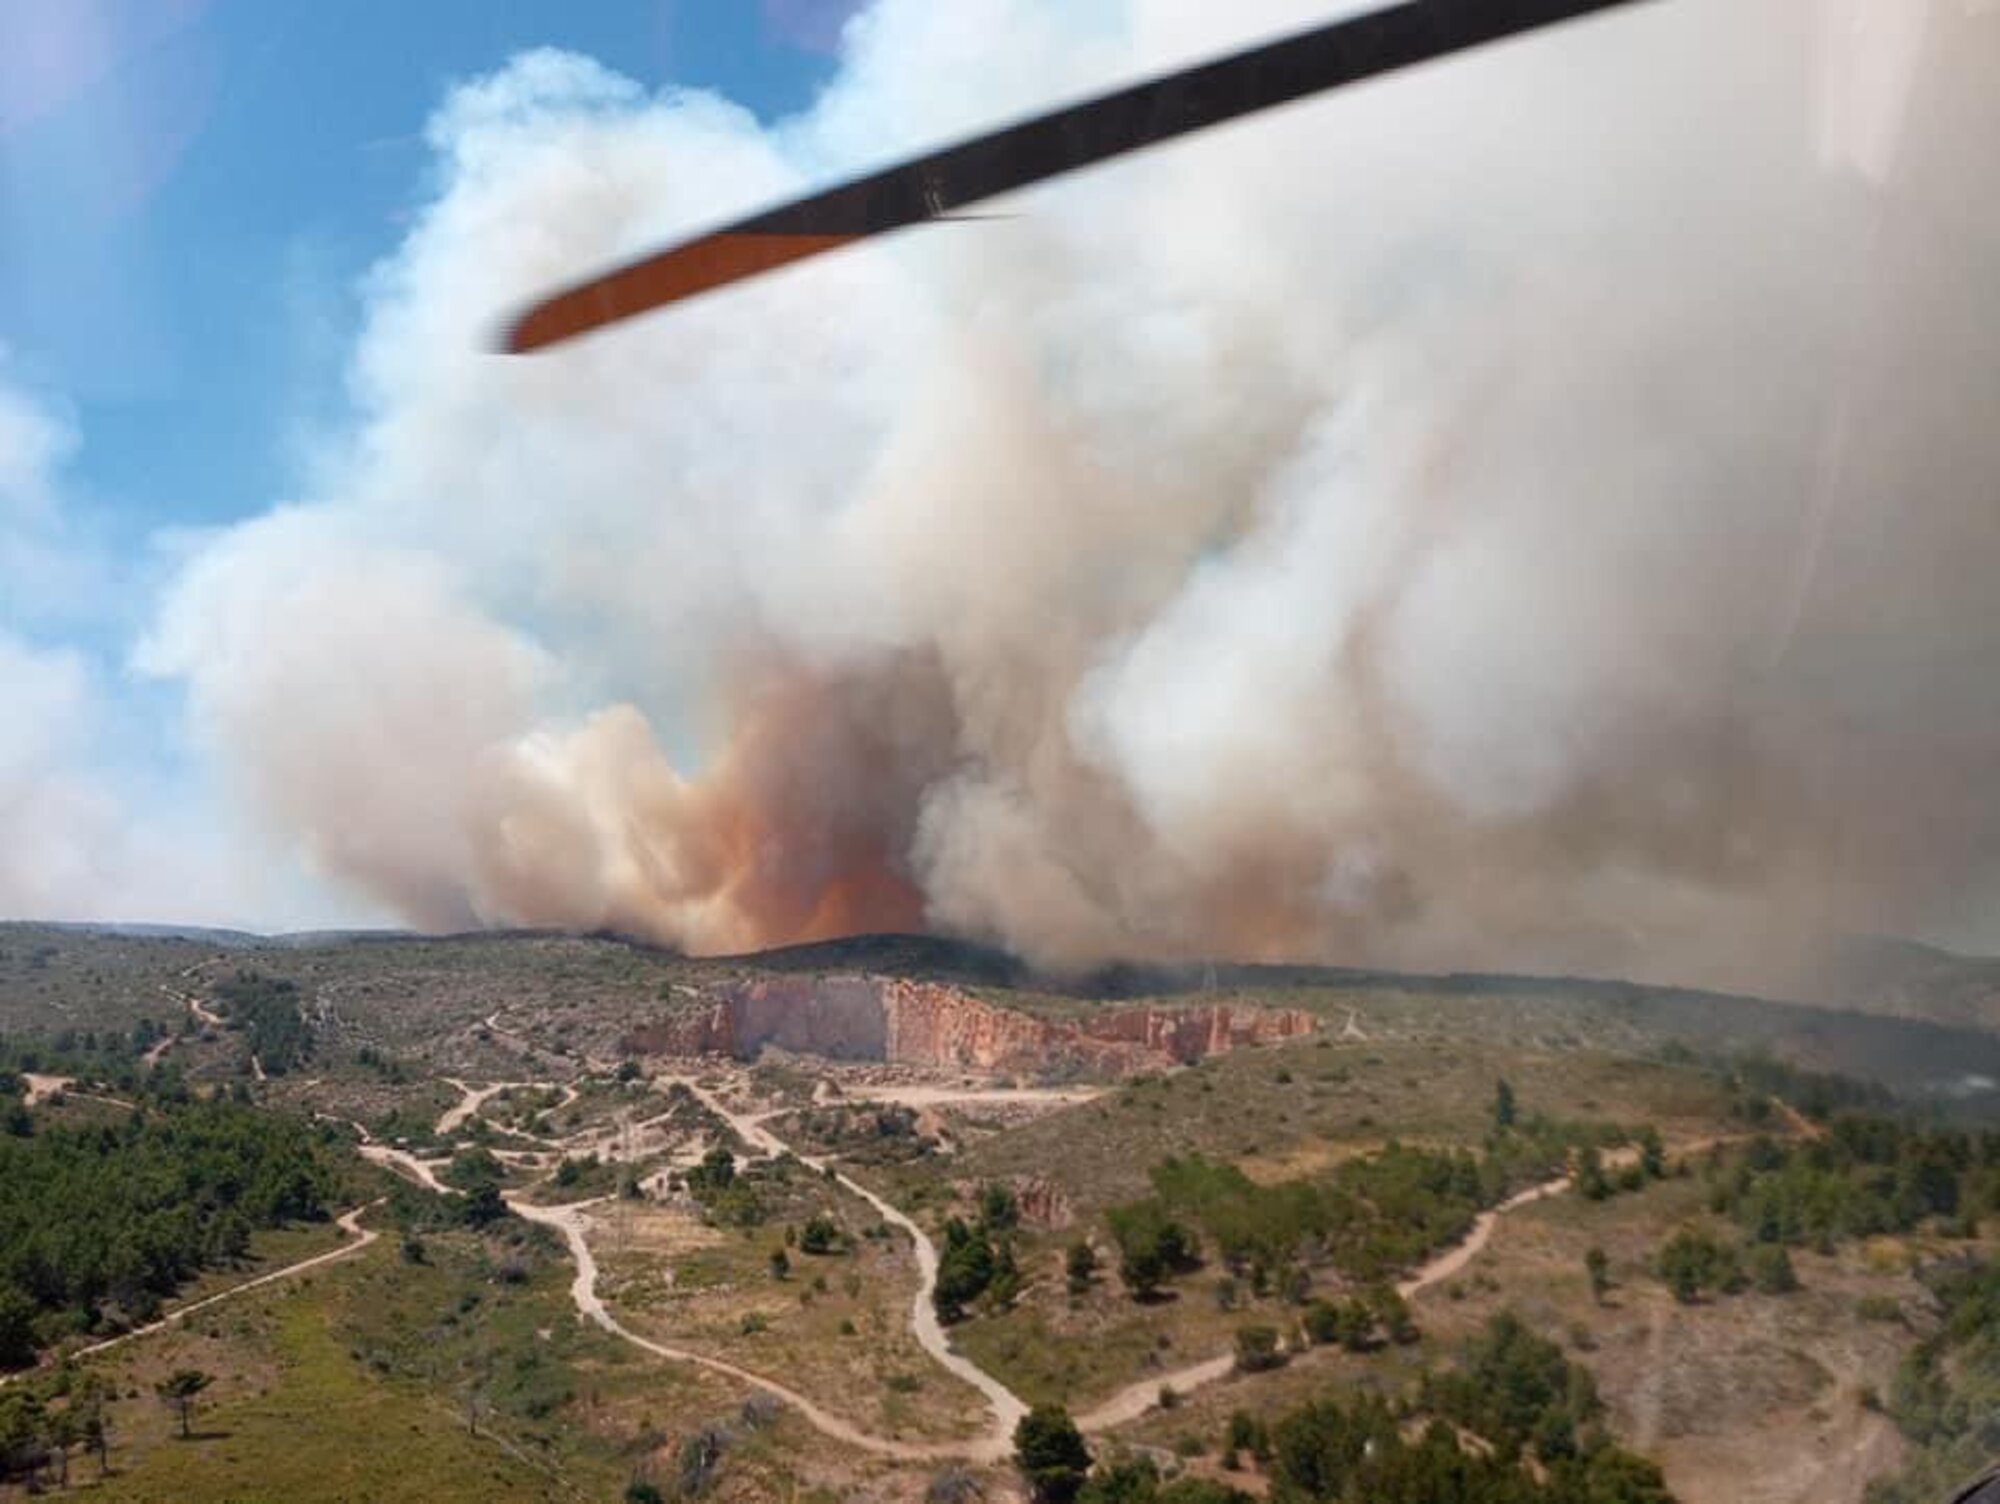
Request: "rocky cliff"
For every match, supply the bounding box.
[623,974,1315,1075]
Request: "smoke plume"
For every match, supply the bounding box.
[138,0,2000,989]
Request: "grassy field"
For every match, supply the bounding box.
[599,1173,994,1443]
[44,1208,877,1503]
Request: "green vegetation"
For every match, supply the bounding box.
[211,971,314,1075]
[1265,1388,1673,1502]
[1718,1053,1896,1123]
[1105,1199,1199,1299]
[154,1368,212,1439]
[1655,1228,1744,1304]
[1301,1285,1417,1351]
[934,1211,1021,1323]
[1065,1239,1098,1295]
[1098,1312,1677,1503]
[1745,1243,1799,1294]
[1078,1458,1247,1502]
[0,1095,340,1363]
[1585,1245,1611,1302]
[1706,1117,2000,1251]
[0,1026,159,1096]
[798,1211,844,1255]
[1865,1255,2000,1504]
[1233,1324,1284,1372]
[1015,1403,1092,1503]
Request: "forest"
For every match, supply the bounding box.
[210,971,315,1076]
[1705,1117,2000,1249]
[0,1082,342,1367]
[1024,1311,1674,1503]
[1865,1253,2000,1503]
[1104,1096,1637,1296]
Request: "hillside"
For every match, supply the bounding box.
[0,922,1994,1501]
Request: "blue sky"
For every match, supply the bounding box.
[0,0,862,924]
[3,0,845,617]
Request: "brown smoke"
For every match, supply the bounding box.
[136,1,2000,993]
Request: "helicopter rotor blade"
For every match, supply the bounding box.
[501,0,1653,353]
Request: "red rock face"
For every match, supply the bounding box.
[623,974,1317,1075]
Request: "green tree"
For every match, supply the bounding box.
[1585,1245,1611,1303]
[1574,1146,1612,1202]
[70,1376,112,1479]
[0,1389,47,1489]
[688,1146,735,1192]
[1575,1443,1676,1502]
[799,1212,841,1255]
[1369,1283,1420,1345]
[979,1181,1020,1232]
[933,1218,997,1322]
[1657,1229,1741,1304]
[1226,1409,1267,1461]
[1120,1241,1166,1300]
[1494,1078,1518,1130]
[1747,1244,1799,1294]
[1234,1324,1285,1372]
[46,1406,81,1488]
[1014,1404,1091,1504]
[155,1369,212,1440]
[1106,1203,1195,1300]
[0,1284,37,1370]
[1638,1126,1666,1179]
[1065,1239,1097,1294]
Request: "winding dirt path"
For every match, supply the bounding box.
[837,1085,1103,1111]
[147,961,224,1067]
[354,1078,1791,1461]
[437,1078,543,1137]
[20,1073,134,1112]
[508,1196,1002,1463]
[1073,1171,1574,1432]
[22,1073,72,1106]
[3,1201,383,1384]
[357,1106,1019,1460]
[671,1076,1031,1453]
[1076,1123,1778,1434]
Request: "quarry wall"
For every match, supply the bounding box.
[623,974,1315,1074]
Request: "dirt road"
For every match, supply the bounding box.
[509,1196,1005,1463]
[836,1085,1103,1111]
[2,1201,383,1385]
[436,1077,541,1137]
[1073,1170,1573,1432]
[671,1076,1031,1455]
[21,1073,71,1105]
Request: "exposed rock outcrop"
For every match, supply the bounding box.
[623,974,1315,1076]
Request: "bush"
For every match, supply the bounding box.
[799,1212,842,1255]
[1014,1404,1091,1504]
[1747,1244,1800,1295]
[1234,1325,1286,1373]
[1657,1229,1743,1303]
[1065,1239,1097,1294]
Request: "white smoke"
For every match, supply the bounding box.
[134,0,2000,988]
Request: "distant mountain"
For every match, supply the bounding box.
[1802,934,2000,1035]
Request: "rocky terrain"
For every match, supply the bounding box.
[624,973,1317,1074]
[0,922,1996,1503]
